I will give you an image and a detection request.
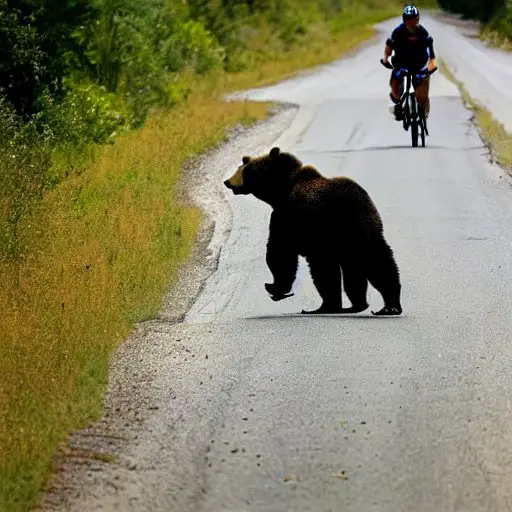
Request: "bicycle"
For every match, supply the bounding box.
[380,59,438,148]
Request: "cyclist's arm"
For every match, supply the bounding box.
[384,42,393,60]
[426,35,437,71]
[427,37,436,59]
[422,28,437,71]
[384,29,398,60]
[421,26,436,59]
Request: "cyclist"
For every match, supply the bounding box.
[383,5,437,121]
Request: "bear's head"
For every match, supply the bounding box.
[223,147,303,207]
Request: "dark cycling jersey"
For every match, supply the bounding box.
[386,23,435,67]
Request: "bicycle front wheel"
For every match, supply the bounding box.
[409,94,419,147]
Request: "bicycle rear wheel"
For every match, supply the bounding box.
[418,105,426,147]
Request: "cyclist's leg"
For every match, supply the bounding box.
[390,76,404,120]
[390,73,402,102]
[389,58,404,120]
[414,61,430,117]
[416,77,430,117]
[389,56,404,101]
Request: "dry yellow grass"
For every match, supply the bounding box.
[0,11,399,511]
[476,109,512,169]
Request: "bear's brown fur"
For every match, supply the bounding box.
[224,147,402,316]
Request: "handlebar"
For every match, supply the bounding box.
[380,58,394,70]
[380,58,437,76]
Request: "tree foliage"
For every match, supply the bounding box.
[437,0,511,32]
[0,0,363,129]
[0,0,93,116]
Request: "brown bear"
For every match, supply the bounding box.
[223,147,402,316]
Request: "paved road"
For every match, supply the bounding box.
[426,14,512,133]
[47,15,512,512]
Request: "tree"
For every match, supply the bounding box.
[0,0,95,116]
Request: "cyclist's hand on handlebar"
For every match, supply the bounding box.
[428,58,438,73]
[380,58,393,69]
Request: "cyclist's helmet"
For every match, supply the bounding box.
[402,5,419,20]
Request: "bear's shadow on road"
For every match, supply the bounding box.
[242,313,405,320]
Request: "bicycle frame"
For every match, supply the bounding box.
[380,59,437,148]
[397,69,420,134]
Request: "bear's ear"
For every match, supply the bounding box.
[269,147,280,159]
[242,156,251,165]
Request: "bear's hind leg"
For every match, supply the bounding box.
[301,255,343,314]
[340,259,370,314]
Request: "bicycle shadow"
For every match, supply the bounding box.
[303,144,482,154]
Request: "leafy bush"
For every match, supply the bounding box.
[487,1,512,39]
[35,83,131,147]
[161,20,225,74]
[0,0,94,117]
[437,0,507,25]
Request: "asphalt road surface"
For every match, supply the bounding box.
[46,14,512,512]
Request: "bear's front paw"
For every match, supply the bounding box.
[265,283,294,301]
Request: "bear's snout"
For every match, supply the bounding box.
[224,179,246,194]
[224,167,246,194]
